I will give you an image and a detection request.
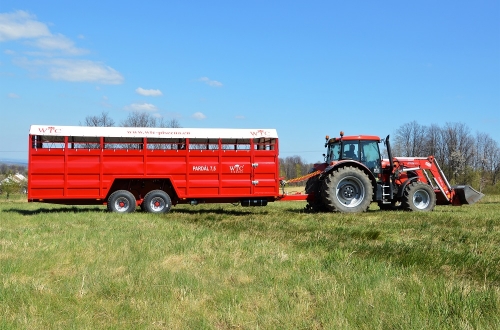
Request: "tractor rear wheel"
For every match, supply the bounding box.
[401,181,436,212]
[321,166,373,213]
[305,175,327,212]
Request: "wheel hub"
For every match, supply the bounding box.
[336,177,365,208]
[413,190,430,209]
[341,185,356,200]
[151,198,164,211]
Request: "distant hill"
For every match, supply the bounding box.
[0,159,28,167]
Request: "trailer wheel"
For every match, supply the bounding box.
[107,190,136,213]
[143,190,172,214]
[321,166,373,213]
[402,181,436,212]
[305,175,327,212]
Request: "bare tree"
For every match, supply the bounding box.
[491,145,500,185]
[439,122,475,183]
[164,118,181,128]
[423,124,443,162]
[279,156,311,185]
[476,133,500,186]
[393,121,428,157]
[390,120,500,189]
[121,111,158,127]
[121,112,182,128]
[81,111,115,127]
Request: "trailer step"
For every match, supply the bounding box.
[452,185,484,205]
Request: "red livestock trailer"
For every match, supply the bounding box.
[28,125,293,213]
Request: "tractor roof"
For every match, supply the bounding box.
[327,134,381,144]
[341,135,381,141]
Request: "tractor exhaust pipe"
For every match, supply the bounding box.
[452,185,484,205]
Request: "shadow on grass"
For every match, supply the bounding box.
[171,208,256,216]
[4,206,106,215]
[5,206,259,217]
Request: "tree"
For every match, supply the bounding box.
[165,118,181,128]
[279,156,312,186]
[0,171,26,198]
[423,124,443,163]
[440,122,474,183]
[121,112,181,128]
[81,111,115,127]
[393,121,428,157]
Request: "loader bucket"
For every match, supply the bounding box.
[452,185,484,205]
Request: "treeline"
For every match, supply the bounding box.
[0,163,27,177]
[279,156,313,186]
[81,111,181,128]
[391,121,500,192]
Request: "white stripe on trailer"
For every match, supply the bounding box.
[29,125,278,139]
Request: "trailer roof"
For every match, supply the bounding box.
[29,125,278,139]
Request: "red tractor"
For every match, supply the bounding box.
[305,132,484,212]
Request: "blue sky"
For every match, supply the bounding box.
[1,1,499,164]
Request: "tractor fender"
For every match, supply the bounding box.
[319,160,377,187]
[395,176,420,198]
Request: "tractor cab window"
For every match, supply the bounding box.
[342,142,359,160]
[326,142,342,162]
[360,140,382,173]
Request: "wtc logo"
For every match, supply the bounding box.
[230,164,244,173]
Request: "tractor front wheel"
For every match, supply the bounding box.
[402,181,436,212]
[321,166,373,213]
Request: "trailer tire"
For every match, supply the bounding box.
[305,175,327,212]
[321,166,373,213]
[402,181,436,212]
[143,190,172,214]
[107,190,136,213]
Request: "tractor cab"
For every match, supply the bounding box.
[325,132,383,175]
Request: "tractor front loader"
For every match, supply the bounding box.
[305,132,484,213]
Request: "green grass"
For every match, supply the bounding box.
[1,194,499,329]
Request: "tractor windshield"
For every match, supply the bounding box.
[326,142,342,162]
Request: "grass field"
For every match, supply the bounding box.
[1,194,499,329]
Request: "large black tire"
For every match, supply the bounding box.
[321,166,373,213]
[142,190,172,214]
[305,175,327,212]
[401,181,436,212]
[107,190,136,213]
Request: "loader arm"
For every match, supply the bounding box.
[393,156,483,206]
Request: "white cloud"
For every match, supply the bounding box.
[8,93,20,98]
[1,10,124,84]
[192,112,207,120]
[125,103,158,112]
[29,33,88,56]
[13,57,123,84]
[49,59,124,84]
[135,87,162,96]
[198,77,223,87]
[0,10,51,41]
[235,115,246,120]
